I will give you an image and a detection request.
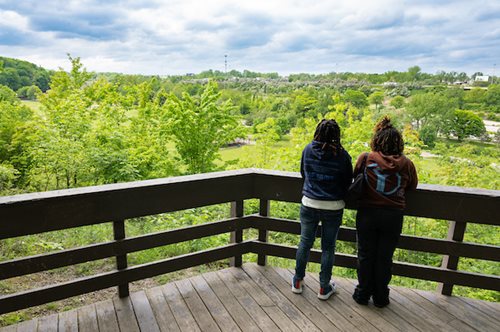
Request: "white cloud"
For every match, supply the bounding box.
[0,10,30,30]
[0,0,498,75]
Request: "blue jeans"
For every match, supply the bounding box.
[294,205,343,288]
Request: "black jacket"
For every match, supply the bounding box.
[300,141,353,201]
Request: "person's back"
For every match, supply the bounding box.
[293,119,353,301]
[301,141,353,202]
[354,151,417,209]
[352,116,418,308]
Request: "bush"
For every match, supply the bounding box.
[419,126,437,148]
[17,85,41,100]
[0,163,18,192]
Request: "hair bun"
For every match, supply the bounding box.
[375,116,393,132]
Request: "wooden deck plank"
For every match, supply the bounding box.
[306,270,405,332]
[58,310,77,332]
[225,267,301,332]
[316,275,402,332]
[113,296,140,332]
[395,287,478,332]
[3,264,499,332]
[15,319,38,332]
[342,277,438,332]
[242,264,322,332]
[415,289,498,332]
[77,304,98,332]
[190,275,241,332]
[203,271,262,332]
[275,267,365,332]
[457,296,500,321]
[483,298,500,312]
[37,313,58,332]
[253,265,341,332]
[130,290,161,332]
[162,282,201,332]
[388,286,460,332]
[0,325,16,332]
[338,278,419,332]
[146,286,181,332]
[217,269,283,331]
[95,299,119,332]
[175,279,221,332]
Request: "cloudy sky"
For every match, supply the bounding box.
[0,0,499,75]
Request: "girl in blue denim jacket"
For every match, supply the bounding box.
[292,119,353,300]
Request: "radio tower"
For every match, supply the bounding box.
[224,54,228,74]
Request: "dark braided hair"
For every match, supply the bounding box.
[313,119,343,155]
[371,116,404,155]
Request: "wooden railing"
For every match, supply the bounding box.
[1,169,499,314]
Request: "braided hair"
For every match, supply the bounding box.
[371,116,404,155]
[313,119,343,155]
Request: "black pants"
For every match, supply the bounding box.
[355,207,403,303]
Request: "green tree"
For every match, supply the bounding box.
[17,85,42,100]
[342,89,368,108]
[463,87,491,110]
[390,96,405,109]
[254,117,280,165]
[0,162,18,193]
[443,87,465,109]
[164,81,242,173]
[418,125,437,147]
[407,93,455,131]
[449,110,486,141]
[0,56,51,92]
[407,65,421,81]
[485,84,500,110]
[369,91,384,110]
[0,87,33,163]
[33,57,93,188]
[0,85,18,103]
[292,91,318,118]
[126,81,177,179]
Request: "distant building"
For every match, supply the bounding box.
[475,75,490,82]
[382,81,398,87]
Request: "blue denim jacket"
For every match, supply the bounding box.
[300,141,353,201]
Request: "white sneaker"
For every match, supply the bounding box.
[292,277,304,294]
[318,282,337,300]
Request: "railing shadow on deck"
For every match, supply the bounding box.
[0,168,499,315]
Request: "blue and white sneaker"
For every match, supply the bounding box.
[292,277,304,294]
[318,282,337,300]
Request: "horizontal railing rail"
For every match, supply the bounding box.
[0,169,499,314]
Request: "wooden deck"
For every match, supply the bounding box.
[2,263,499,332]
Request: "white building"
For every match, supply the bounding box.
[475,75,490,82]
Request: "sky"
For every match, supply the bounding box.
[0,0,499,76]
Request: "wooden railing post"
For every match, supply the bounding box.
[258,199,270,266]
[437,220,467,295]
[113,220,129,297]
[230,200,244,267]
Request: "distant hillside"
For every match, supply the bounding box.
[0,56,51,92]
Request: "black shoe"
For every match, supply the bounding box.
[373,298,390,308]
[352,293,369,305]
[352,287,369,305]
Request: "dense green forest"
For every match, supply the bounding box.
[0,56,499,325]
[0,57,51,96]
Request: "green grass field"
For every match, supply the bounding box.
[21,100,41,112]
